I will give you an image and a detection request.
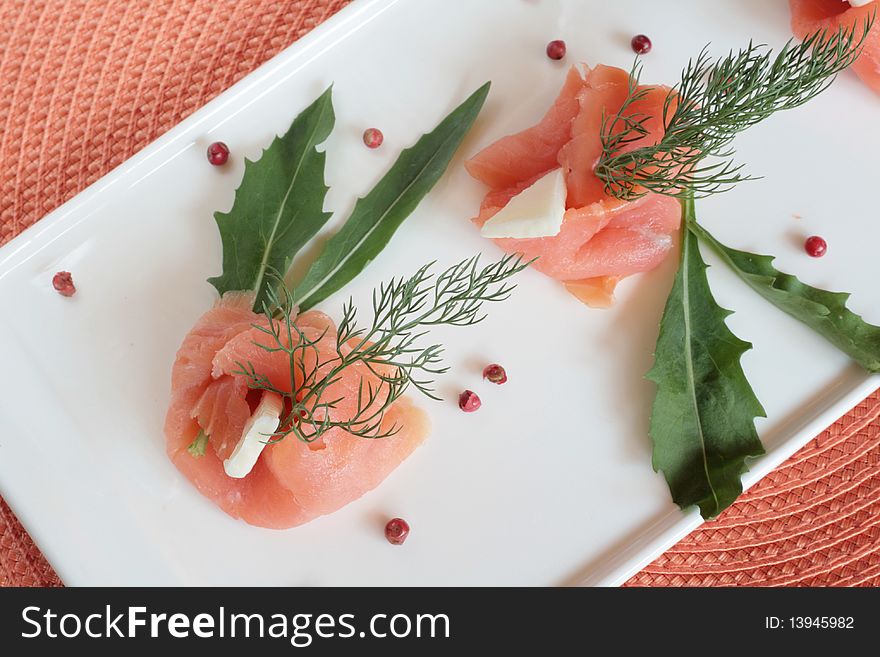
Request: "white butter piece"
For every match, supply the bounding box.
[847,0,874,7]
[223,391,284,479]
[480,168,567,239]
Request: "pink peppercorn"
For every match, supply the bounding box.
[207,141,229,166]
[458,390,481,412]
[385,518,410,545]
[631,34,652,55]
[804,235,827,258]
[546,40,566,60]
[482,364,507,385]
[52,271,76,297]
[362,128,384,149]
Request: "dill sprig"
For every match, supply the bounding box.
[596,13,875,200]
[232,254,528,444]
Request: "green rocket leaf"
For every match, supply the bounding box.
[691,221,880,372]
[208,86,335,310]
[292,82,490,311]
[186,430,209,458]
[648,196,765,519]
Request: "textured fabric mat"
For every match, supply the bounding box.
[2,0,879,587]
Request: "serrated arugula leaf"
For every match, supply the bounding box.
[186,430,209,458]
[648,197,765,519]
[208,86,335,310]
[691,221,880,372]
[292,82,491,311]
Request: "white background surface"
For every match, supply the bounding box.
[0,0,878,585]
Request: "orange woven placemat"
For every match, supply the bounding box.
[1,0,879,588]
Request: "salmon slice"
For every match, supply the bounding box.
[475,189,679,282]
[561,66,672,208]
[466,66,681,307]
[565,276,620,308]
[263,397,429,518]
[790,0,880,93]
[465,64,681,306]
[571,193,681,279]
[165,294,428,529]
[465,66,584,190]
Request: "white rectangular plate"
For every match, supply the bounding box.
[1,0,878,586]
